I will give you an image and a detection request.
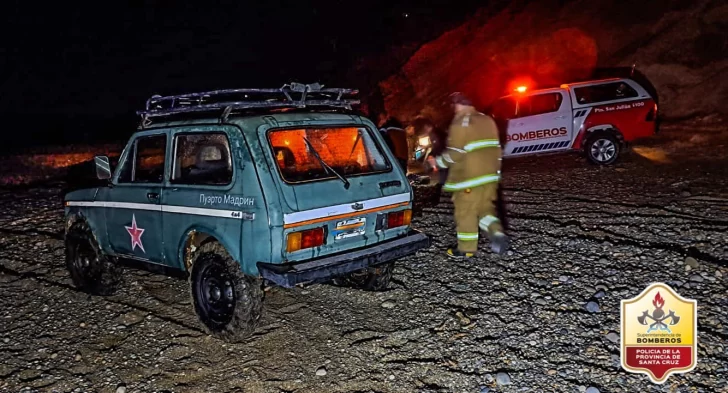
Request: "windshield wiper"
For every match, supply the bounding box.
[348,131,372,167]
[348,132,361,159]
[302,136,350,189]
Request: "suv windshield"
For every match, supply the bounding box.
[268,126,390,183]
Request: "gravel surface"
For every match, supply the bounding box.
[1,125,727,392]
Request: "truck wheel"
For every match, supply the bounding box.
[585,131,620,165]
[332,262,393,291]
[189,242,263,342]
[65,220,121,296]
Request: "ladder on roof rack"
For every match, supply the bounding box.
[136,82,360,127]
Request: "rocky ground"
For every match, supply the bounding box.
[1,123,727,393]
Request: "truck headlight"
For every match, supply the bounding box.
[418,136,431,147]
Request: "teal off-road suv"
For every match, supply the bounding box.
[63,83,430,341]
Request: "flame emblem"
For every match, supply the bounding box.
[653,292,665,309]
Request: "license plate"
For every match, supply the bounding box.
[334,217,366,240]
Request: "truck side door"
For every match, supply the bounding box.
[506,91,572,156]
[105,131,168,264]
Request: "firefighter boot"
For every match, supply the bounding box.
[476,184,509,255]
[447,247,475,260]
[489,232,510,255]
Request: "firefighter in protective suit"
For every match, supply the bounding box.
[433,92,509,259]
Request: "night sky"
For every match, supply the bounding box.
[2,0,487,148]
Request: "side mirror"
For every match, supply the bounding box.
[94,155,112,180]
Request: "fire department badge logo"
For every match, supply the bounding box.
[621,283,697,384]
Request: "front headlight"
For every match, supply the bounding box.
[418,136,431,147]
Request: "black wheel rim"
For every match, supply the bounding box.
[195,262,236,328]
[72,237,96,281]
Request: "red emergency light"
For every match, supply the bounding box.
[507,76,535,95]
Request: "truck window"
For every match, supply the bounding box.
[574,82,638,104]
[117,134,167,184]
[516,93,563,117]
[491,97,517,120]
[171,133,233,185]
[268,127,390,183]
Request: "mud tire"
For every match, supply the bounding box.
[64,220,122,296]
[189,242,263,342]
[585,131,621,165]
[332,262,394,291]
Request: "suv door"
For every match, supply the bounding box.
[105,131,168,263]
[161,126,246,271]
[506,91,572,156]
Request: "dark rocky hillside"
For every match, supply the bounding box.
[369,0,727,126]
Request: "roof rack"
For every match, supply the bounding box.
[136,82,360,127]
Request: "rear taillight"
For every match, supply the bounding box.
[646,103,658,121]
[286,227,325,253]
[386,209,412,229]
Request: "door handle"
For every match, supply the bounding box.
[555,115,566,119]
[147,192,159,201]
[517,122,525,126]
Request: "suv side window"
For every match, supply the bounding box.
[171,133,233,185]
[574,82,638,104]
[117,134,167,184]
[516,92,563,117]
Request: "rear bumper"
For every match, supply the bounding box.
[257,229,431,288]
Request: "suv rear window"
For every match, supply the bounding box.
[268,127,390,183]
[574,82,638,104]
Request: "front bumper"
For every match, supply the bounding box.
[257,229,431,288]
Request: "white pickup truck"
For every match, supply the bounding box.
[489,77,659,165]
